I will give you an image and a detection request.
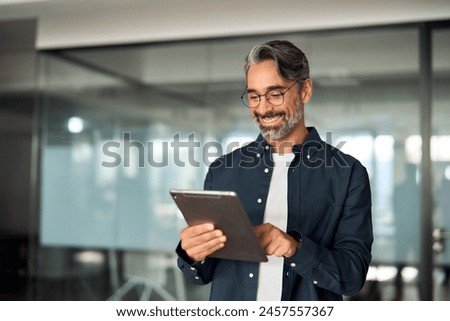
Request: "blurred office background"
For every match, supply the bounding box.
[1,0,450,301]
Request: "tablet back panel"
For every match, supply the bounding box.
[170,189,268,262]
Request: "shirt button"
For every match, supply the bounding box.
[265,145,270,150]
[291,169,295,173]
[190,267,196,271]
[256,153,261,158]
[195,276,200,280]
[249,273,254,278]
[313,280,318,285]
[264,168,269,173]
[257,198,262,204]
[290,263,296,268]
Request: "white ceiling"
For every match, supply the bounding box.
[0,0,450,49]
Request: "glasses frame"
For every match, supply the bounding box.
[240,80,301,109]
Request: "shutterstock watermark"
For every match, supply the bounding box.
[101,132,349,169]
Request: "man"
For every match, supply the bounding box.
[176,40,373,300]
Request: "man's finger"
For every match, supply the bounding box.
[185,235,227,262]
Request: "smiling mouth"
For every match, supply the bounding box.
[255,111,285,125]
[260,114,283,124]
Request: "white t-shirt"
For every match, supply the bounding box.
[256,152,295,301]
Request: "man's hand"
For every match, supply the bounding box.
[254,223,301,258]
[180,223,227,262]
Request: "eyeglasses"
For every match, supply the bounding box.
[240,80,300,108]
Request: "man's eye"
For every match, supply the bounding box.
[268,92,283,99]
[248,94,260,101]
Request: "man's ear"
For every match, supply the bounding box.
[300,79,313,104]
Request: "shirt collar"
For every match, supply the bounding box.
[254,127,323,157]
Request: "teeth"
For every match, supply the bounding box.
[261,115,281,123]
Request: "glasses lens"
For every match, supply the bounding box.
[266,91,284,106]
[242,93,259,108]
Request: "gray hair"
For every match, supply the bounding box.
[244,40,310,82]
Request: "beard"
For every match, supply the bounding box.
[253,101,304,140]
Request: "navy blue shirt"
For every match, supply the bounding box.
[177,127,373,300]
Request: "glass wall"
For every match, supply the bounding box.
[432,28,450,297]
[31,25,450,300]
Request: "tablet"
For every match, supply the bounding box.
[170,189,268,262]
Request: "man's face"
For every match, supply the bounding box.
[246,60,304,141]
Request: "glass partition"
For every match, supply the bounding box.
[35,26,444,300]
[432,28,450,293]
